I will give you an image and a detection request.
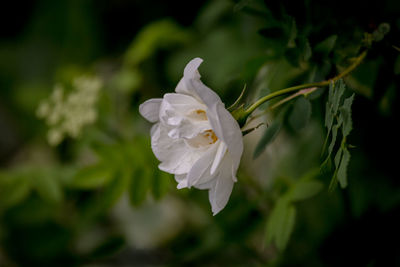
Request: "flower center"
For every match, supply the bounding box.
[203,129,218,144]
[186,129,218,148]
[188,109,208,121]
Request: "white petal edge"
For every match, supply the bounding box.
[210,142,227,175]
[209,158,235,215]
[175,174,188,189]
[175,58,202,99]
[207,102,243,175]
[139,98,162,123]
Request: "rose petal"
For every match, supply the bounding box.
[175,174,188,189]
[186,143,218,187]
[208,157,235,215]
[207,102,243,177]
[160,93,210,139]
[210,142,227,175]
[151,124,205,175]
[139,98,162,123]
[175,58,203,100]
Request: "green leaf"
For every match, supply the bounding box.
[337,147,351,188]
[322,79,346,156]
[328,123,341,157]
[288,96,312,131]
[71,163,114,189]
[314,35,337,57]
[328,147,343,192]
[320,155,332,174]
[324,80,345,131]
[334,146,343,169]
[124,19,191,67]
[331,79,346,115]
[324,100,334,131]
[129,168,152,206]
[339,94,355,137]
[100,170,131,209]
[34,173,63,203]
[0,175,31,209]
[253,120,282,159]
[287,180,323,202]
[287,18,297,48]
[301,38,312,61]
[266,199,296,251]
[276,204,296,251]
[266,199,286,244]
[152,171,172,200]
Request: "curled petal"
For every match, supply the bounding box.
[139,98,162,123]
[175,174,188,189]
[175,58,203,100]
[151,124,205,175]
[160,93,209,139]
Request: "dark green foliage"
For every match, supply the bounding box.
[321,79,355,190]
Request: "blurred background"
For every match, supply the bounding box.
[1,0,399,266]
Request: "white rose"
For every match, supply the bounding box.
[139,58,243,215]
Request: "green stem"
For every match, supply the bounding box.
[243,50,367,118]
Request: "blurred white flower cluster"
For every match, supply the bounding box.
[36,76,102,146]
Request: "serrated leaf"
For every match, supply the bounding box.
[328,123,341,157]
[324,100,334,130]
[328,170,339,192]
[328,147,343,192]
[340,94,355,137]
[287,180,323,202]
[337,147,351,188]
[71,163,114,189]
[332,79,346,115]
[253,120,282,158]
[324,80,345,131]
[288,96,312,131]
[334,147,343,168]
[314,35,337,57]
